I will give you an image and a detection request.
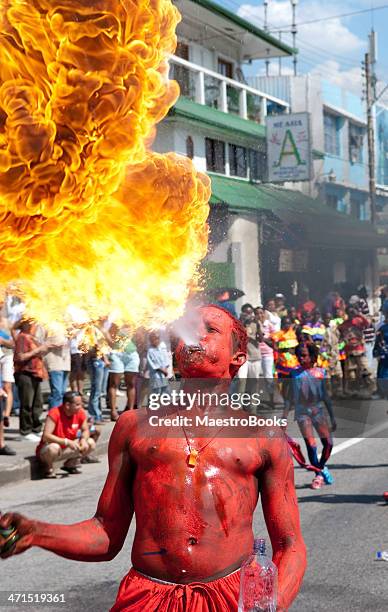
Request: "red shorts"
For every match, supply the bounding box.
[110,567,240,611]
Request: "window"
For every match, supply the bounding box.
[248,149,267,182]
[349,123,364,163]
[350,197,361,219]
[175,42,189,60]
[267,101,288,116]
[171,42,195,99]
[229,144,247,178]
[218,58,233,79]
[205,138,225,173]
[350,196,368,220]
[186,136,194,159]
[326,194,338,211]
[324,113,340,156]
[360,200,368,221]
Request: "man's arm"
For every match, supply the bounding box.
[15,338,52,362]
[259,431,307,611]
[0,413,136,562]
[322,378,336,431]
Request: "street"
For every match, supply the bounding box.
[1,433,388,611]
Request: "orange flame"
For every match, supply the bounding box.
[0,0,210,329]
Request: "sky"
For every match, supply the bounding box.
[216,0,388,104]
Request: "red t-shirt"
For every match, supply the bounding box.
[36,405,87,454]
[14,332,46,379]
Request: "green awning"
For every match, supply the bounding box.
[209,174,388,250]
[169,97,265,142]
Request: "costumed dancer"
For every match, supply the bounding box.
[271,316,301,413]
[283,343,337,490]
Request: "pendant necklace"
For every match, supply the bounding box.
[182,424,225,468]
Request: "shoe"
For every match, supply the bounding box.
[22,433,41,442]
[321,467,334,485]
[0,445,16,456]
[93,420,106,425]
[60,465,82,475]
[81,455,101,464]
[44,468,57,479]
[311,474,324,489]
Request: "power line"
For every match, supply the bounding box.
[217,2,374,69]
[270,4,388,31]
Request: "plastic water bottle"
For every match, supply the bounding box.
[376,551,388,562]
[238,538,278,612]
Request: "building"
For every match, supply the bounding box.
[153,0,386,308]
[153,0,293,306]
[375,103,388,281]
[249,74,388,297]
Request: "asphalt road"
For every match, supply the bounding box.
[1,435,388,612]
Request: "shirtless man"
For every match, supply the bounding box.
[0,305,306,611]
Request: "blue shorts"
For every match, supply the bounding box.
[109,351,140,374]
[122,351,140,373]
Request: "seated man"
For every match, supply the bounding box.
[1,306,306,611]
[36,391,95,478]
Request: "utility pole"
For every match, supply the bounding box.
[291,0,298,76]
[365,50,377,225]
[264,0,270,77]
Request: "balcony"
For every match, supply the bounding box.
[169,55,290,125]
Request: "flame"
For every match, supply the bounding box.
[0,0,210,329]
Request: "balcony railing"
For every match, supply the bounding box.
[169,55,290,125]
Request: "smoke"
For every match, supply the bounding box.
[170,301,205,346]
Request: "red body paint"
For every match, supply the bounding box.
[0,306,306,610]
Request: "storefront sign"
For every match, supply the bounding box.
[279,249,308,272]
[267,113,312,182]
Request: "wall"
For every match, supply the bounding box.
[152,123,207,173]
[205,210,262,307]
[228,214,261,306]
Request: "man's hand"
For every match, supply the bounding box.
[79,439,89,454]
[0,512,35,559]
[42,342,60,352]
[2,414,135,564]
[67,439,80,452]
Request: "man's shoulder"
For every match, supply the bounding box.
[77,407,87,422]
[257,426,290,464]
[114,408,148,434]
[48,406,60,421]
